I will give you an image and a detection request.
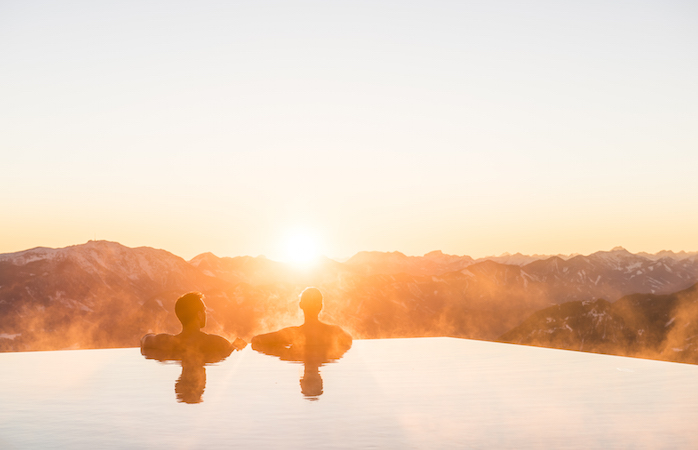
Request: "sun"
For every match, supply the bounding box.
[283,230,321,266]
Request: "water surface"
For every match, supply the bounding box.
[1,338,697,449]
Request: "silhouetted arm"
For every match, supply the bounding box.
[140,333,181,360]
[232,337,247,351]
[141,333,177,351]
[323,326,352,359]
[140,333,156,349]
[251,327,296,357]
[201,334,235,357]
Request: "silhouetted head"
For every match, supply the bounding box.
[175,292,206,329]
[299,287,323,319]
[300,363,323,399]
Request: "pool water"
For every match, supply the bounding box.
[1,337,697,449]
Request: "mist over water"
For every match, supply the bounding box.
[1,241,698,365]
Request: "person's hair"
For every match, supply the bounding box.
[175,292,206,326]
[299,287,323,315]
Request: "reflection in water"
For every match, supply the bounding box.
[140,292,246,403]
[300,361,323,399]
[175,358,207,404]
[140,292,246,362]
[5,338,698,449]
[252,287,352,399]
[142,347,230,404]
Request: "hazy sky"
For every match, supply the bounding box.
[1,0,697,261]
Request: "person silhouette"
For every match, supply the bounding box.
[141,291,246,362]
[251,287,352,399]
[141,292,246,403]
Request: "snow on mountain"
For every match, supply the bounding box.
[0,246,64,265]
[475,252,565,266]
[584,246,639,269]
[0,241,233,352]
[500,283,698,364]
[463,251,695,305]
[0,240,190,282]
[637,250,698,261]
[2,242,698,360]
[344,250,474,276]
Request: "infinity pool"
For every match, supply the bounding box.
[1,338,697,449]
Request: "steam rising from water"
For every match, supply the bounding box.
[2,242,698,365]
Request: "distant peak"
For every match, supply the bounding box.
[497,252,525,257]
[83,240,119,247]
[189,252,219,263]
[610,246,628,252]
[424,250,444,256]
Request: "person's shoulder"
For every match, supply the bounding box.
[203,333,232,348]
[141,333,178,350]
[325,323,352,340]
[141,333,181,360]
[200,333,233,355]
[327,324,353,350]
[252,326,299,343]
[251,326,301,355]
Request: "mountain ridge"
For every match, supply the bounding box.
[500,283,698,364]
[2,241,698,364]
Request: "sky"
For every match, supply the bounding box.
[1,0,697,262]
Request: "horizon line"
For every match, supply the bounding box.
[2,239,697,264]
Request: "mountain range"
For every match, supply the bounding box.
[501,283,698,364]
[1,241,697,364]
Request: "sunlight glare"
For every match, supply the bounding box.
[284,230,321,266]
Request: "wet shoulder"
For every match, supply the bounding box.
[325,324,352,342]
[140,333,181,360]
[252,326,301,346]
[200,333,233,356]
[141,333,178,350]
